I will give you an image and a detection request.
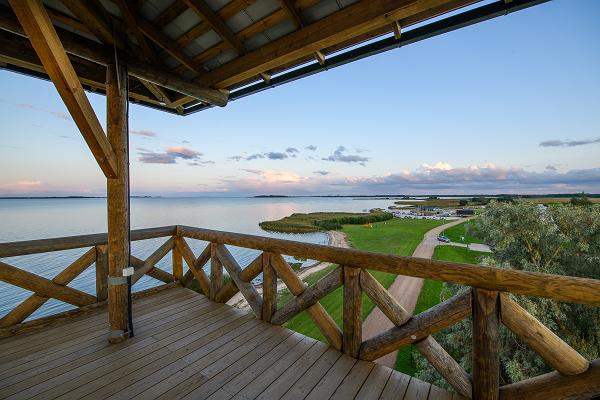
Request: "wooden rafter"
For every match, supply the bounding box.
[60,0,114,45]
[278,0,303,28]
[184,0,245,54]
[201,0,470,88]
[152,0,187,28]
[9,0,118,178]
[113,0,173,106]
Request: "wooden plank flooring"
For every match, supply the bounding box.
[0,286,455,400]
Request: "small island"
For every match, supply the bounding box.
[259,210,393,233]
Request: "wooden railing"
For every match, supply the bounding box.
[1,225,599,399]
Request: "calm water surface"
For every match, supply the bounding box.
[0,197,394,319]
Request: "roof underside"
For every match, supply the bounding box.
[0,0,547,115]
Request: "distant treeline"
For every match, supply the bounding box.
[259,211,393,233]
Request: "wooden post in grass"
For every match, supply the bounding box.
[106,62,130,343]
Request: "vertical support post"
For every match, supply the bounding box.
[106,62,130,344]
[172,236,183,281]
[472,288,500,400]
[261,252,277,322]
[95,244,108,302]
[210,243,222,300]
[343,266,361,357]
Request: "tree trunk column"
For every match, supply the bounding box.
[472,288,500,399]
[106,63,130,344]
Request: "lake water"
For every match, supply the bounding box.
[0,197,395,320]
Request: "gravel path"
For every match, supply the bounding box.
[361,218,471,367]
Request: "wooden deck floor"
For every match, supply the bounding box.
[0,287,459,400]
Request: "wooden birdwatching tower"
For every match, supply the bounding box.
[1,0,599,399]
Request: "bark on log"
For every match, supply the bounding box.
[131,237,175,284]
[472,289,499,400]
[177,238,210,295]
[261,253,277,322]
[214,253,262,303]
[360,269,410,326]
[343,267,362,357]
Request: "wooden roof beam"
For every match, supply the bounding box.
[278,0,303,29]
[60,0,114,45]
[202,0,470,88]
[9,0,118,178]
[183,0,245,55]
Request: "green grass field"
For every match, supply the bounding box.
[395,245,489,372]
[442,220,485,244]
[259,211,392,233]
[282,218,447,342]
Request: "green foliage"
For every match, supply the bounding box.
[459,199,468,206]
[570,192,593,206]
[259,211,393,233]
[417,202,600,387]
[442,221,485,244]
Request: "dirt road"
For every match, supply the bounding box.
[361,218,470,367]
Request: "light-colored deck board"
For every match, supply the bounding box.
[0,286,454,400]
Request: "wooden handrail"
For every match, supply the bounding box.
[179,225,600,306]
[0,225,177,257]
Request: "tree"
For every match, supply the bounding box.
[459,199,468,206]
[416,202,600,387]
[570,192,592,206]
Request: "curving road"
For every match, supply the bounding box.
[361,217,472,367]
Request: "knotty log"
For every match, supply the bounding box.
[131,237,175,284]
[177,238,210,295]
[214,253,262,303]
[415,337,472,398]
[499,358,600,400]
[210,243,222,300]
[500,293,589,376]
[106,62,129,343]
[215,244,263,316]
[270,253,342,350]
[129,255,175,284]
[0,261,96,307]
[359,291,471,361]
[172,238,183,281]
[343,267,362,357]
[0,226,176,258]
[472,289,500,400]
[261,253,277,322]
[360,269,410,326]
[178,226,600,306]
[0,247,96,327]
[95,244,108,301]
[271,266,341,325]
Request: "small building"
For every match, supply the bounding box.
[457,209,475,216]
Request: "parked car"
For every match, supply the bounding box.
[437,235,451,243]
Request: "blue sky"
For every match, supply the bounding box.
[1,0,599,196]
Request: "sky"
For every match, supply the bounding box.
[1,0,599,197]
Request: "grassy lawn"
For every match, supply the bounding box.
[282,218,447,343]
[442,220,485,244]
[395,245,489,372]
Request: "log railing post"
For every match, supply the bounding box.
[472,288,500,400]
[172,235,183,281]
[261,252,277,322]
[95,244,108,302]
[343,266,361,357]
[210,242,222,300]
[106,62,130,344]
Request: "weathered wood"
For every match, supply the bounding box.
[0,261,96,307]
[214,253,262,303]
[472,289,499,400]
[60,0,114,45]
[106,62,129,343]
[270,253,342,350]
[0,247,96,327]
[415,336,472,398]
[360,269,410,326]
[0,226,176,257]
[131,237,176,284]
[499,358,600,400]
[129,255,175,284]
[359,291,472,361]
[179,226,600,307]
[271,266,342,325]
[210,243,222,301]
[177,238,210,295]
[215,244,263,316]
[95,244,108,301]
[500,293,589,376]
[8,0,117,178]
[343,267,362,357]
[172,237,183,281]
[261,252,277,322]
